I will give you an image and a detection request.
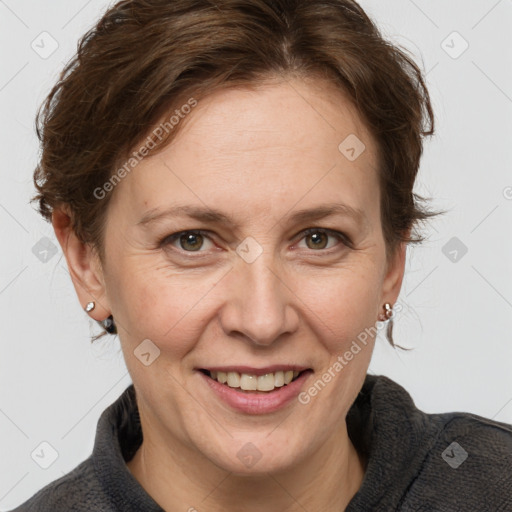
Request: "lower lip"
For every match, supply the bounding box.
[199,371,312,414]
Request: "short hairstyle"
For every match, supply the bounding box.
[32,0,442,345]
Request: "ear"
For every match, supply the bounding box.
[380,231,409,309]
[52,206,111,322]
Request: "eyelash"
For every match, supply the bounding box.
[158,228,351,255]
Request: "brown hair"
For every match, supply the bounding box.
[32,0,442,345]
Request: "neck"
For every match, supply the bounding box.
[127,417,365,512]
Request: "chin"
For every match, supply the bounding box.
[192,428,312,476]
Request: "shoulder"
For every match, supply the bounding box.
[439,409,512,452]
[8,458,115,512]
[404,409,512,510]
[352,375,512,511]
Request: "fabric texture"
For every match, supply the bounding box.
[10,374,512,511]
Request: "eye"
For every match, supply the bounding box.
[159,227,350,256]
[160,230,214,252]
[296,228,349,251]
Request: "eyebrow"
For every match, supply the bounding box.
[137,203,368,230]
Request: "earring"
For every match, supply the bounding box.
[99,315,117,335]
[380,303,393,321]
[85,302,95,313]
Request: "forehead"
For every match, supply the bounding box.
[110,78,380,226]
[166,77,377,164]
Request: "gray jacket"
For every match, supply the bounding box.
[10,375,512,511]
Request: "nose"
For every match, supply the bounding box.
[218,253,299,347]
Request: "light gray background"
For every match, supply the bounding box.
[1,0,511,508]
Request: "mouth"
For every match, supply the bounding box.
[198,367,311,393]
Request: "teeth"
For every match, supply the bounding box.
[227,372,240,388]
[257,374,275,391]
[274,371,285,387]
[240,374,257,391]
[208,369,303,392]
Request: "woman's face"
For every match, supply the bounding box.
[88,77,405,473]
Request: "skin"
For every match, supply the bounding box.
[53,76,407,511]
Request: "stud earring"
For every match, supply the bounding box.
[380,303,393,322]
[99,315,117,335]
[85,302,95,313]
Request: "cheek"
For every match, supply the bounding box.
[293,265,381,349]
[108,258,222,352]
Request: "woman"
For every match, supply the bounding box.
[11,0,511,510]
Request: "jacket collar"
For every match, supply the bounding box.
[91,374,440,511]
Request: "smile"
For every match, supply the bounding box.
[200,369,305,393]
[197,366,313,414]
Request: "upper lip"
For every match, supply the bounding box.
[198,365,311,376]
